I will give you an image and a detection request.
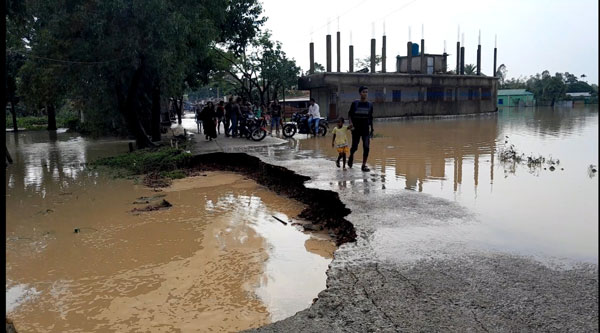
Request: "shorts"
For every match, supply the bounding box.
[336,145,350,154]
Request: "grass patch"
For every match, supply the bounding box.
[160,170,187,179]
[90,147,192,176]
[6,113,80,131]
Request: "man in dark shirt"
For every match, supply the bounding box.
[269,100,282,136]
[348,86,374,172]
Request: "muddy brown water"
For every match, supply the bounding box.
[288,106,598,263]
[5,132,335,332]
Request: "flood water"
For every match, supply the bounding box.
[284,106,598,263]
[5,131,335,332]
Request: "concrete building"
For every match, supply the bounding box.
[299,73,498,120]
[497,89,535,107]
[300,31,499,120]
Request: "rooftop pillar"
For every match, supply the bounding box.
[420,39,425,74]
[456,41,460,74]
[407,42,413,73]
[309,42,314,74]
[336,31,341,72]
[370,38,376,73]
[349,45,354,72]
[326,34,332,72]
[382,35,387,73]
[477,44,481,75]
[460,46,465,75]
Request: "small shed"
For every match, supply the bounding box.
[497,89,535,107]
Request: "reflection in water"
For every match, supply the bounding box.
[6,131,334,332]
[281,106,598,262]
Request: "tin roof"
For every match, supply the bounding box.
[498,89,534,96]
[566,92,591,97]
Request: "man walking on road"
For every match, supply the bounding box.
[348,86,374,172]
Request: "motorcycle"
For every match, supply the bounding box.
[282,112,328,138]
[238,113,267,141]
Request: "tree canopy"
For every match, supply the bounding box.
[6,0,266,146]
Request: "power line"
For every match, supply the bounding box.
[379,0,419,21]
[309,0,370,36]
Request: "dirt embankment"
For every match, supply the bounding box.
[189,153,356,246]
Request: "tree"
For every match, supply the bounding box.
[11,0,264,147]
[355,55,381,71]
[314,62,325,73]
[213,30,300,105]
[464,64,477,75]
[496,64,507,84]
[526,71,566,107]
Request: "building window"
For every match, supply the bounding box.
[481,88,491,100]
[498,98,504,105]
[392,90,402,102]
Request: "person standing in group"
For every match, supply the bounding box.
[331,117,353,169]
[201,101,218,141]
[229,97,242,137]
[308,98,320,136]
[215,101,225,135]
[224,97,233,137]
[195,103,203,134]
[347,86,374,172]
[269,100,282,136]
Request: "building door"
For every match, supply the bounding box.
[328,104,337,120]
[427,57,434,74]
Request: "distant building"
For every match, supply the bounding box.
[497,89,535,107]
[300,33,500,120]
[566,92,593,106]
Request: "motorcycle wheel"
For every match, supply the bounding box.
[318,123,327,136]
[244,128,252,139]
[251,128,267,141]
[282,124,297,138]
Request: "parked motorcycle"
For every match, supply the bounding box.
[238,113,267,141]
[282,112,327,138]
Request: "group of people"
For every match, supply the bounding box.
[194,86,374,173]
[194,97,284,140]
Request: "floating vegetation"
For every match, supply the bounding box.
[131,199,172,213]
[588,164,597,178]
[498,141,562,176]
[498,144,524,163]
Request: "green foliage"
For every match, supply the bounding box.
[355,55,382,71]
[464,64,477,75]
[314,63,325,72]
[159,170,187,180]
[91,147,192,175]
[5,116,48,130]
[214,30,301,104]
[8,0,265,139]
[5,110,80,130]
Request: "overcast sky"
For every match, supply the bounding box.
[261,0,599,84]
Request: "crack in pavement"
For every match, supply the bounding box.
[471,309,490,333]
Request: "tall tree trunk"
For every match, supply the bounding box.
[47,104,57,131]
[151,83,161,142]
[10,101,18,132]
[116,61,155,149]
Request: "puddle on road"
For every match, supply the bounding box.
[6,167,335,332]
